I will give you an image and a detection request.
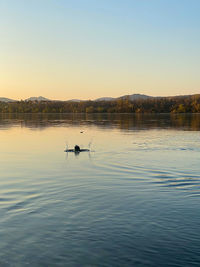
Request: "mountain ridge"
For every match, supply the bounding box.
[25,96,50,101]
[0,94,151,102]
[0,97,16,102]
[0,93,199,102]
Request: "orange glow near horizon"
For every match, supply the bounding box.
[1,1,200,100]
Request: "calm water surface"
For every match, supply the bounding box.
[0,114,200,266]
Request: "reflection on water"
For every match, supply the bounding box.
[0,114,200,266]
[1,113,200,131]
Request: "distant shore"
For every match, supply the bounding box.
[0,94,200,113]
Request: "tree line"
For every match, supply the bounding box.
[0,94,200,113]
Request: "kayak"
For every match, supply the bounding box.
[64,149,90,152]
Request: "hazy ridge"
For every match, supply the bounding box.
[0,93,198,103]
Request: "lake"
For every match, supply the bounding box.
[0,113,200,266]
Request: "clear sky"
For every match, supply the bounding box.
[1,0,200,100]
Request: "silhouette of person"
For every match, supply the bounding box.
[74,145,81,152]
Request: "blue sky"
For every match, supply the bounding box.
[0,0,200,99]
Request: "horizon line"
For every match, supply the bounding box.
[1,92,200,102]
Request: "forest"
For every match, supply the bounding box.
[0,94,200,113]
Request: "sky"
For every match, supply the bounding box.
[0,0,200,100]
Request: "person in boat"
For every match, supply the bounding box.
[74,145,81,152]
[65,145,89,153]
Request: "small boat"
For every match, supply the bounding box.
[64,145,89,153]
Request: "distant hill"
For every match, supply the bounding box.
[25,96,50,101]
[1,93,199,103]
[119,94,151,101]
[95,97,115,101]
[95,94,151,102]
[0,97,16,102]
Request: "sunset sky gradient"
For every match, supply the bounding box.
[1,0,200,100]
